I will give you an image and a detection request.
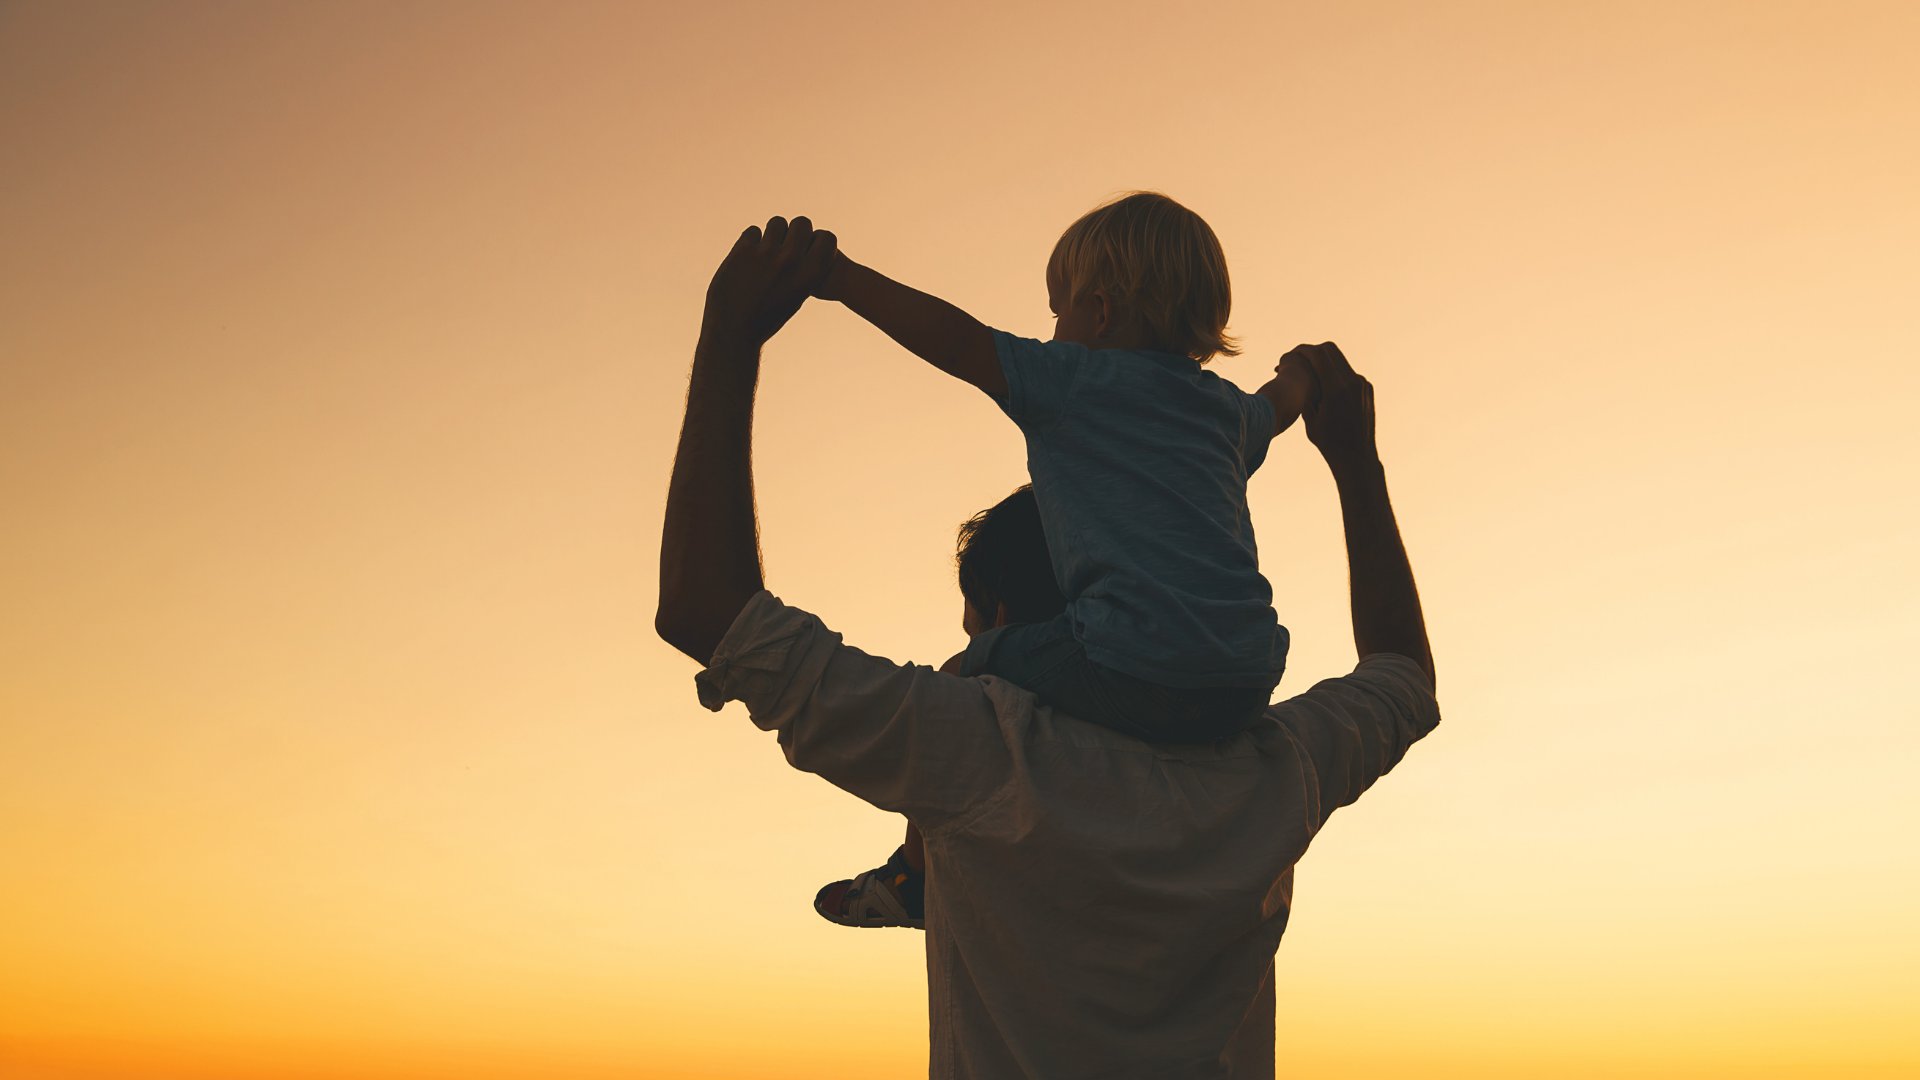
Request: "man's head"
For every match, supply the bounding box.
[1047,191,1239,363]
[956,485,1066,637]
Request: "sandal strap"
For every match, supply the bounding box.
[814,847,926,929]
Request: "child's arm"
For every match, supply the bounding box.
[817,254,1008,399]
[1254,348,1323,437]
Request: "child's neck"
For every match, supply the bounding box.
[1072,315,1173,355]
[1092,329,1177,355]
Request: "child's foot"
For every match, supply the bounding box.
[813,845,925,930]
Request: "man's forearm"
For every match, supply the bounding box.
[656,330,767,664]
[1330,457,1434,686]
[834,260,1000,392]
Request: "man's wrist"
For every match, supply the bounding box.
[1326,450,1385,486]
[1320,445,1382,474]
[696,322,766,357]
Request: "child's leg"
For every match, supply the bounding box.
[1089,668,1275,743]
[814,837,925,929]
[904,818,924,872]
[813,628,1269,931]
[959,613,1273,742]
[812,651,960,930]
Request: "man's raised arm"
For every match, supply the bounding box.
[1283,342,1435,687]
[656,217,836,664]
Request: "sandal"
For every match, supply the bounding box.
[813,845,925,929]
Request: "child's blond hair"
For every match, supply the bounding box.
[1050,191,1239,363]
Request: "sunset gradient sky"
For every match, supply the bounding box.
[3,2,1918,1077]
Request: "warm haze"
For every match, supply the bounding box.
[2,2,1917,1078]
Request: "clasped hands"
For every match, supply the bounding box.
[701,215,842,346]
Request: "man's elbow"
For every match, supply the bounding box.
[653,606,687,651]
[654,603,711,664]
[1360,637,1435,691]
[1408,647,1436,692]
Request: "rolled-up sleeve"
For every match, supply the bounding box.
[695,591,1016,828]
[1274,654,1441,833]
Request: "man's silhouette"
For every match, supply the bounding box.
[657,219,1439,1077]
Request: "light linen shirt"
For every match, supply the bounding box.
[696,592,1440,1079]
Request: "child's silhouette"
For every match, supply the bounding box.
[810,192,1317,927]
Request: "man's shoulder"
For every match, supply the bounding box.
[1265,654,1439,737]
[1253,654,1440,825]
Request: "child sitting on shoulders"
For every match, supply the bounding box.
[810,192,1317,928]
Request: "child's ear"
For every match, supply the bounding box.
[1093,291,1112,340]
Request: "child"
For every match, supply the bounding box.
[810,192,1317,927]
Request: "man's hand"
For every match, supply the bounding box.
[1279,342,1376,470]
[1280,342,1432,683]
[702,215,838,345]
[1256,352,1321,435]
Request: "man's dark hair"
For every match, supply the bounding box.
[956,485,1067,625]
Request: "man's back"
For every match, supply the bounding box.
[926,658,1437,1078]
[695,593,1438,1079]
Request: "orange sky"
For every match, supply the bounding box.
[3,2,1917,1077]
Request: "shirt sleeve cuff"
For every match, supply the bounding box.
[1352,653,1442,732]
[692,590,816,720]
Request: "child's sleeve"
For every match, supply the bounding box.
[1239,386,1277,474]
[989,330,1089,427]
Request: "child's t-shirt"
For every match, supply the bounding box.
[987,329,1286,690]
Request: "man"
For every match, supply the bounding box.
[657,218,1440,1078]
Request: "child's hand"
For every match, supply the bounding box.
[810,247,853,302]
[1271,354,1321,418]
[1258,348,1324,435]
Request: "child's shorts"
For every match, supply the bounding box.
[957,613,1276,744]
